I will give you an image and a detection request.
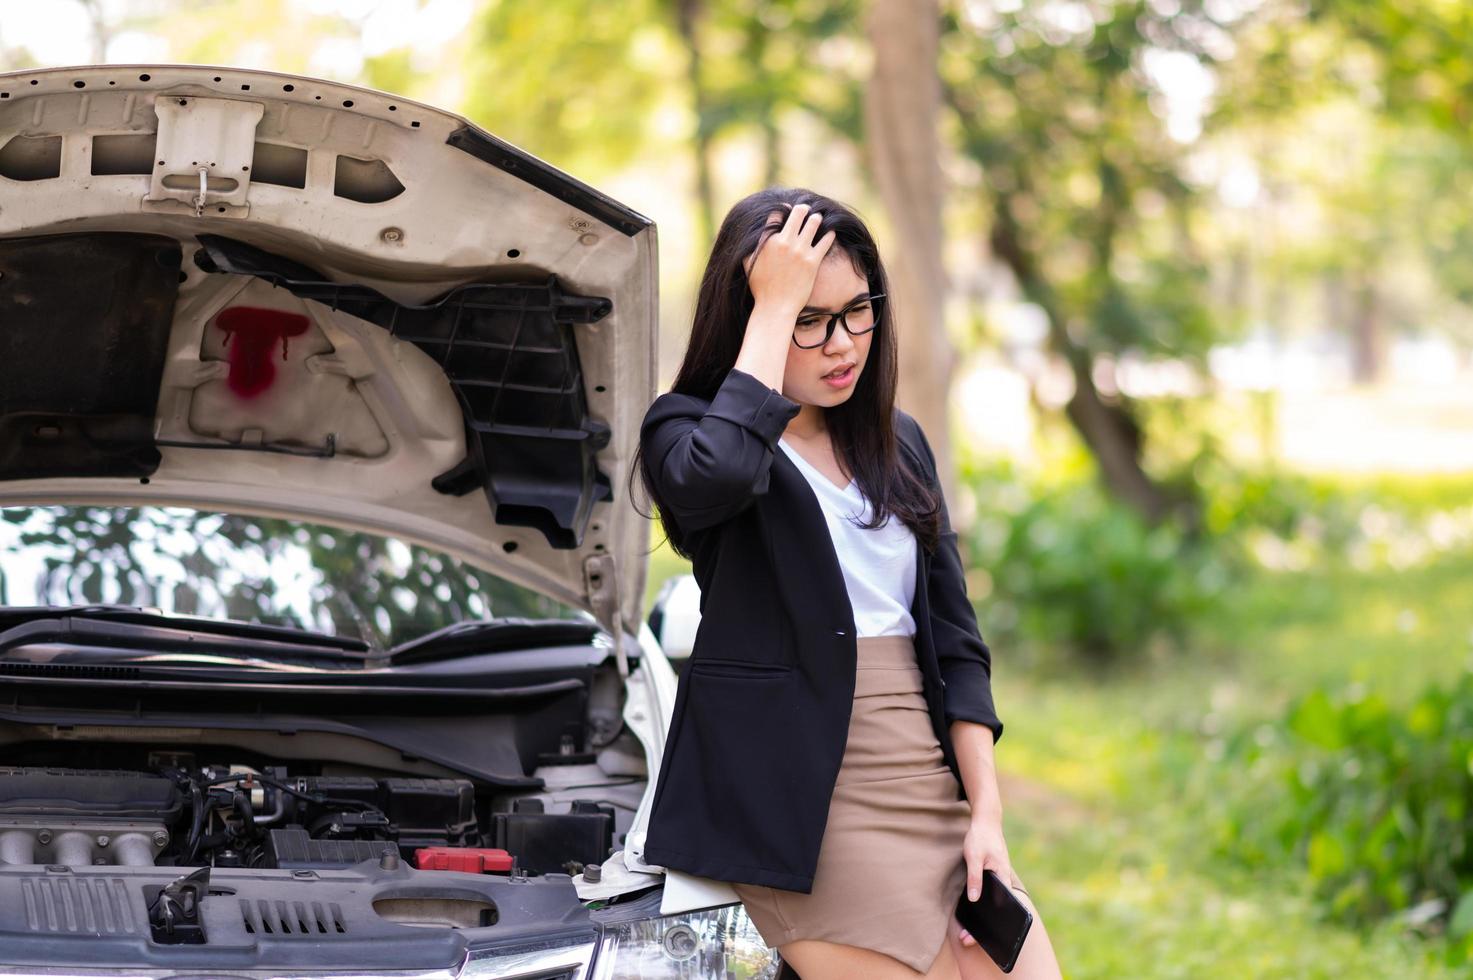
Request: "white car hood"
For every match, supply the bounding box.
[0,65,655,636]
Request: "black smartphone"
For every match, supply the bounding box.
[954,868,1033,973]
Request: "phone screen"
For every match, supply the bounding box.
[953,869,1033,973]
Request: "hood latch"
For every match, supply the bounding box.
[145,95,263,217]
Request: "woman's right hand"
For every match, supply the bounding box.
[743,202,838,317]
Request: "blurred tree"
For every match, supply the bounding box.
[1299,0,1473,336]
[462,0,682,183]
[866,0,956,492]
[77,0,112,63]
[940,0,1242,525]
[659,0,860,243]
[123,0,365,76]
[1307,0,1472,134]
[689,0,864,219]
[1212,0,1473,374]
[674,0,718,244]
[463,0,865,242]
[1283,119,1425,385]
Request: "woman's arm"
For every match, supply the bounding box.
[640,203,836,532]
[903,413,1014,904]
[734,200,837,391]
[640,369,801,531]
[907,415,1004,744]
[952,718,1008,900]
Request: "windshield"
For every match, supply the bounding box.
[0,506,586,650]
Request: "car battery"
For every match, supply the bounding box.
[491,798,614,875]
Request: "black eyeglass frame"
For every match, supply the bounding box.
[790,292,887,350]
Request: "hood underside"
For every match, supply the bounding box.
[0,65,656,634]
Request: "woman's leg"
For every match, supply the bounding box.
[779,938,925,979]
[776,879,1062,980]
[949,879,1063,980]
[779,936,971,980]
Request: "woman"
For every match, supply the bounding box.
[636,189,1063,979]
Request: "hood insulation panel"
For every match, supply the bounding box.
[0,233,181,481]
[194,235,614,550]
[0,231,615,551]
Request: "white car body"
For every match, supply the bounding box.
[0,63,757,976]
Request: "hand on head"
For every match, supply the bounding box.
[743,202,839,316]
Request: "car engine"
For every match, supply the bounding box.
[0,759,633,876]
[0,767,179,867]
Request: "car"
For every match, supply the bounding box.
[0,63,778,979]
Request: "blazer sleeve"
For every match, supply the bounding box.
[640,367,802,532]
[907,414,1005,744]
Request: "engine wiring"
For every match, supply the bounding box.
[162,768,395,867]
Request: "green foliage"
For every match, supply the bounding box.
[1191,455,1473,585]
[461,0,680,179]
[1308,0,1473,135]
[962,459,1229,666]
[1229,1,1473,337]
[460,0,866,189]
[998,467,1473,969]
[1212,672,1473,964]
[940,0,1242,365]
[996,737,1456,977]
[694,0,865,145]
[962,439,1473,673]
[1194,463,1367,564]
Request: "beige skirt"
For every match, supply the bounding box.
[732,633,1013,974]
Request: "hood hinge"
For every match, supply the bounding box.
[583,553,628,677]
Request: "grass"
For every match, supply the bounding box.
[999,767,1452,978]
[987,544,1473,978]
[1198,553,1473,706]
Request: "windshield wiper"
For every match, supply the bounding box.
[0,606,372,663]
[388,617,601,666]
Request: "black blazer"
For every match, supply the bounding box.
[639,366,1003,893]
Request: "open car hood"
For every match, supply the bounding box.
[0,65,655,636]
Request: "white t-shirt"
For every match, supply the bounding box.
[778,436,918,638]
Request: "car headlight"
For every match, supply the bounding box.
[591,903,781,980]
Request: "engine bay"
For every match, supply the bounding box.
[0,741,643,878]
[0,645,659,969]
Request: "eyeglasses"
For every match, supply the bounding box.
[791,293,886,350]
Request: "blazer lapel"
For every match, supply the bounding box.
[910,534,929,618]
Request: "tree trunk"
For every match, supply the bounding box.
[864,0,956,501]
[79,0,113,63]
[741,12,782,188]
[675,0,717,249]
[761,113,781,188]
[1349,273,1383,385]
[988,194,1178,526]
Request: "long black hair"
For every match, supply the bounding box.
[632,186,940,559]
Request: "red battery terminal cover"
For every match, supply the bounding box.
[414,847,516,874]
